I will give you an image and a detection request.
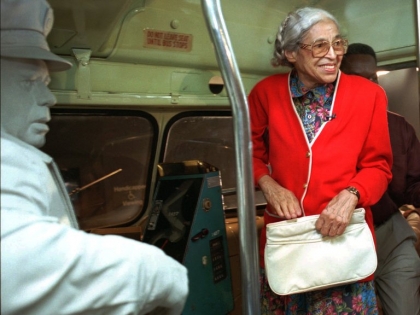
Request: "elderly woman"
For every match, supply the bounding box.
[248,7,393,314]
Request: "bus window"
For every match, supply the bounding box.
[162,113,266,213]
[42,109,157,230]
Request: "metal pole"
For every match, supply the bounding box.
[200,1,261,314]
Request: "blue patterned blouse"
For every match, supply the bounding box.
[290,71,336,143]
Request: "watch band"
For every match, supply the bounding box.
[346,186,360,200]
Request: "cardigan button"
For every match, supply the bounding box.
[306,151,311,158]
[303,183,308,188]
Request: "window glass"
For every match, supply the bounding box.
[163,114,266,210]
[42,110,156,230]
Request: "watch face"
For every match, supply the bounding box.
[346,187,360,199]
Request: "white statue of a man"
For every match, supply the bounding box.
[0,1,189,314]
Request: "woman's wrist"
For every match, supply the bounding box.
[345,186,360,200]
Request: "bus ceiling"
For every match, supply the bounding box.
[47,0,418,75]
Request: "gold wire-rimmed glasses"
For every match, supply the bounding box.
[299,38,348,58]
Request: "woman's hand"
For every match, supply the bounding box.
[258,175,302,219]
[315,189,359,237]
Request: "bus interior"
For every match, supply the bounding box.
[40,0,419,314]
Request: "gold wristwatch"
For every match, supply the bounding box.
[346,186,360,200]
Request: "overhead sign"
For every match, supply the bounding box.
[144,29,193,52]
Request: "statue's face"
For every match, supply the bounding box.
[1,58,55,148]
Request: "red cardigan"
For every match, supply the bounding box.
[249,71,393,281]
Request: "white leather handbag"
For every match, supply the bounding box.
[264,208,377,295]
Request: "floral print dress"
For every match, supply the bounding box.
[290,71,335,143]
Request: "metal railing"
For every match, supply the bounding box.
[201,1,261,314]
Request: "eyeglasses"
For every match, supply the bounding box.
[299,38,348,58]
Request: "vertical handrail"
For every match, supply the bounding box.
[201,1,261,314]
